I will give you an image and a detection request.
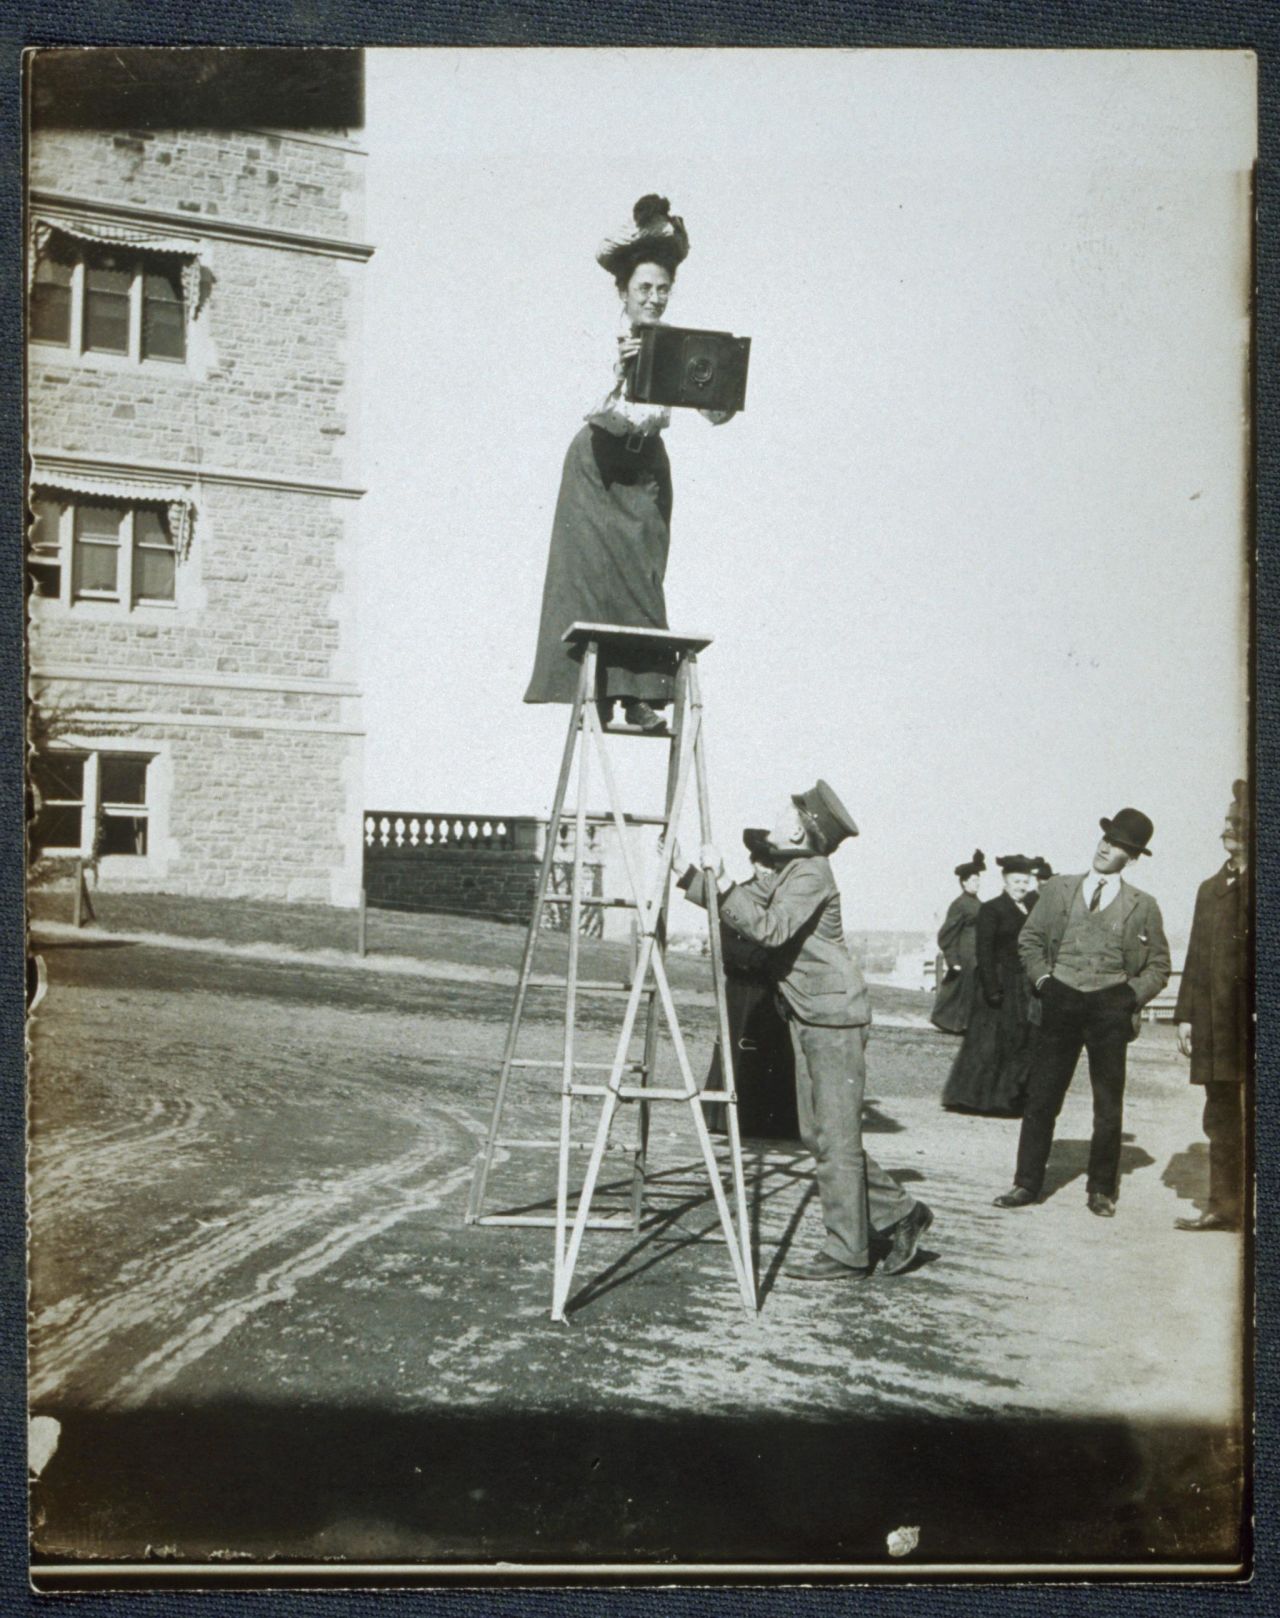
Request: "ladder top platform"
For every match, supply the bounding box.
[561,621,714,654]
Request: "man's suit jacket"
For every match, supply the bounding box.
[681,854,871,1027]
[1173,864,1249,1086]
[1017,871,1172,1038]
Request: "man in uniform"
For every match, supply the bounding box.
[1173,781,1250,1232]
[678,779,932,1281]
[994,807,1171,1217]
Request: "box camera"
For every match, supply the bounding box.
[625,325,751,414]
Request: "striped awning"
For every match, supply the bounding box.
[30,467,195,558]
[30,215,209,319]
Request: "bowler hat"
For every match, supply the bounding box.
[1099,807,1154,856]
[792,779,859,852]
[1226,778,1250,834]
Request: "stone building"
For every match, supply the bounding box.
[26,52,371,905]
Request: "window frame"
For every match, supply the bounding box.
[30,748,90,856]
[29,240,189,367]
[28,496,180,613]
[33,748,154,860]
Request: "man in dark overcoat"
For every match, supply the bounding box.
[1173,782,1251,1232]
[994,807,1171,1218]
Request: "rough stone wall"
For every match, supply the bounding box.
[29,123,367,905]
[29,127,359,237]
[30,485,349,684]
[364,850,544,923]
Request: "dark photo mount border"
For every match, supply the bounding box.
[3,2,1274,1612]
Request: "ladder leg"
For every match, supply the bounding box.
[553,644,595,1309]
[689,657,757,1308]
[633,656,689,1227]
[467,654,589,1224]
[649,946,755,1309]
[554,926,659,1319]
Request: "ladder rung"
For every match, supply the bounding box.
[475,1212,635,1230]
[510,1059,646,1072]
[541,895,639,909]
[494,1138,633,1152]
[527,978,651,995]
[590,721,675,741]
[569,1084,696,1101]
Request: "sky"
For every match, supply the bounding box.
[355,49,1254,940]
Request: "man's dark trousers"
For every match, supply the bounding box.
[1202,1082,1244,1219]
[1015,978,1134,1197]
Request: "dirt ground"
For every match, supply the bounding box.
[25,905,1248,1571]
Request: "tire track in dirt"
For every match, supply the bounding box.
[30,1097,210,1213]
[30,1097,492,1407]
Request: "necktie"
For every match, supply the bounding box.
[1089,879,1104,912]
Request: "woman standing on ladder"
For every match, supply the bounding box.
[523,195,735,732]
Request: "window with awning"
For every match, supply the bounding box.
[28,474,195,609]
[28,217,208,363]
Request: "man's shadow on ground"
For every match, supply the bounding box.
[1161,1141,1211,1215]
[1040,1133,1155,1200]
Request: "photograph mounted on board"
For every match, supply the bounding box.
[22,44,1254,1586]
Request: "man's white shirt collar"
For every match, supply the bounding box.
[1086,870,1124,904]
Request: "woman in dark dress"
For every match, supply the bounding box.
[703,830,799,1142]
[523,195,734,731]
[942,854,1038,1116]
[930,850,985,1034]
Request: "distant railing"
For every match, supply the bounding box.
[364,813,519,852]
[360,810,608,936]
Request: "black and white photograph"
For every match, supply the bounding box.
[22,44,1254,1582]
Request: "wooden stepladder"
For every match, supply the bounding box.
[465,622,757,1323]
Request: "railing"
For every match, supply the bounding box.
[364,813,520,852]
[360,809,612,937]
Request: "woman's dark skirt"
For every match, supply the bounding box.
[524,424,675,706]
[941,966,1035,1116]
[704,970,800,1143]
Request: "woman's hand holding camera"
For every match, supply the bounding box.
[614,334,641,383]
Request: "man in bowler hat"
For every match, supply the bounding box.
[994,808,1171,1217]
[1173,781,1251,1232]
[678,779,933,1280]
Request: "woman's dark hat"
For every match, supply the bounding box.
[792,779,859,852]
[597,194,690,277]
[1099,808,1154,856]
[954,848,985,880]
[997,854,1036,875]
[1031,856,1054,881]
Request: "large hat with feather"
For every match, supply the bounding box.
[596,194,690,278]
[954,849,986,880]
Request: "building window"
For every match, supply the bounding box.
[29,497,178,610]
[30,751,87,854]
[31,750,152,858]
[99,755,150,855]
[29,239,188,364]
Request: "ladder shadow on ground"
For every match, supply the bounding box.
[562,1150,818,1318]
